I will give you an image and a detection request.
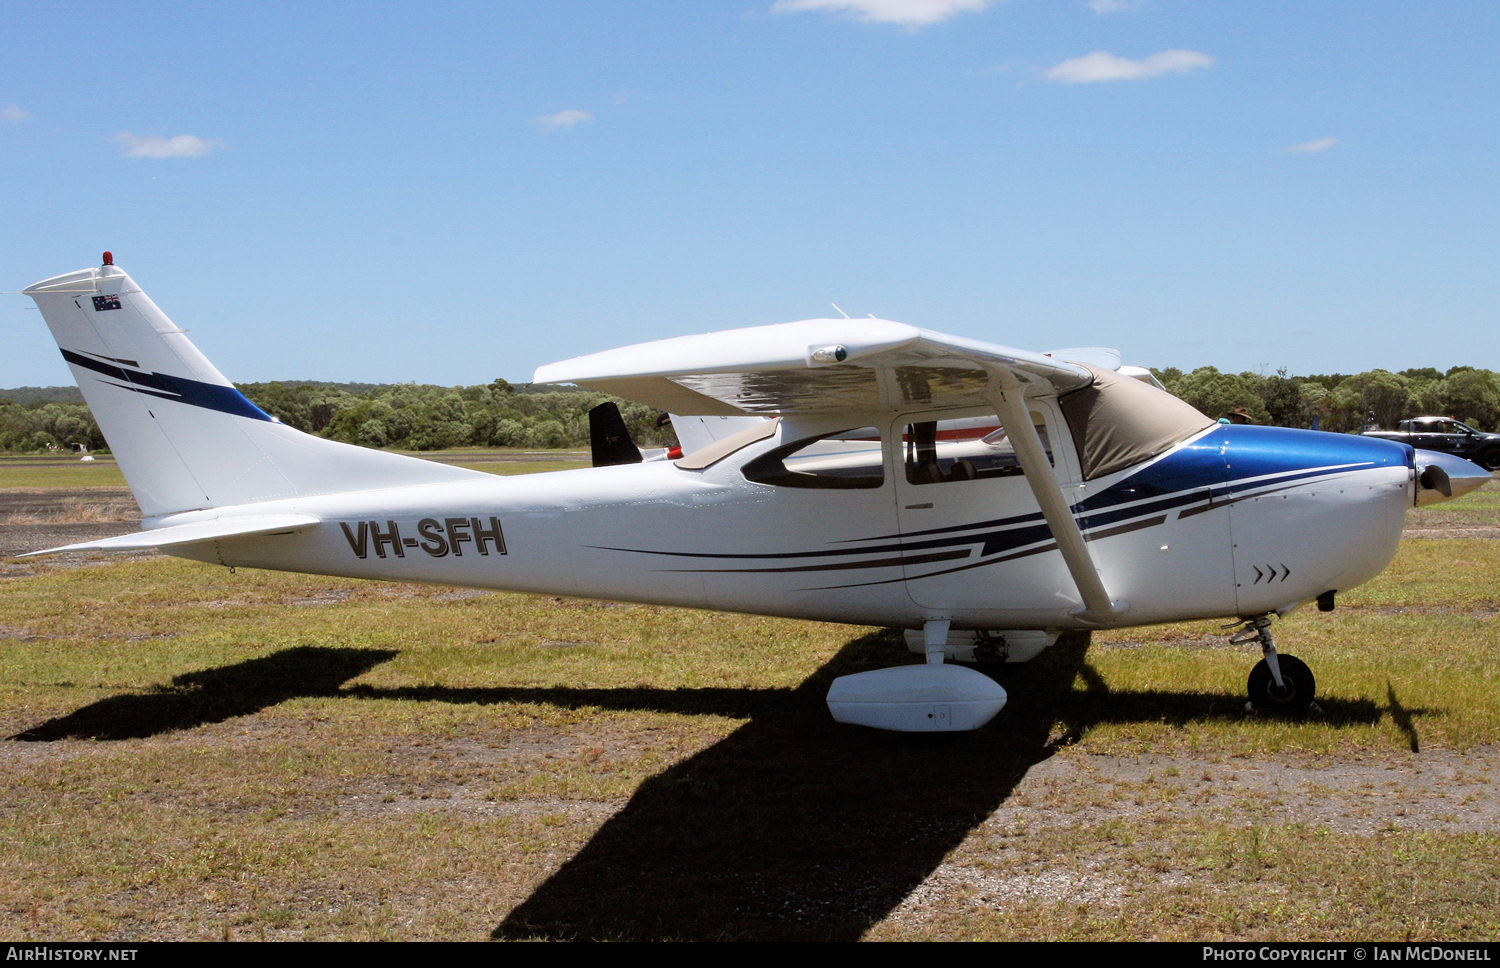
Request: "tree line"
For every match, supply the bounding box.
[1155,365,1500,433]
[0,380,674,454]
[4,365,1499,455]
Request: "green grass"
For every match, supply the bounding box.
[0,475,1496,939]
[449,460,589,476]
[0,535,1495,939]
[393,446,588,459]
[0,449,589,491]
[0,457,126,489]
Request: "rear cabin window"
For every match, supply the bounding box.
[903,413,1052,486]
[742,427,884,489]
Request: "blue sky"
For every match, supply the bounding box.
[3,1,1497,387]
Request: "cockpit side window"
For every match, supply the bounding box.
[742,427,884,489]
[903,412,1052,486]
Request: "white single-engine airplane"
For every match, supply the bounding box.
[21,256,1491,731]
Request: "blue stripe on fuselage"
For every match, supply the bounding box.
[597,424,1413,568]
[1219,423,1413,477]
[1079,424,1410,515]
[1073,430,1227,515]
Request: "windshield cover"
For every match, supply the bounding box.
[1059,365,1216,480]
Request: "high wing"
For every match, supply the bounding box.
[532,319,1097,416]
[1043,346,1122,372]
[535,319,1124,621]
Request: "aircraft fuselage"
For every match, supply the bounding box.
[172,419,1414,632]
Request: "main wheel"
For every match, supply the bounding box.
[1247,654,1316,713]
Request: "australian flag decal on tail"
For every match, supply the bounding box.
[91,294,121,312]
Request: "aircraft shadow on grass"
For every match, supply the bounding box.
[11,633,1398,940]
[347,631,1387,942]
[11,646,398,742]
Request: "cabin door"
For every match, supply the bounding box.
[894,406,1075,613]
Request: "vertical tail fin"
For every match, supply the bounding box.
[588,402,643,467]
[25,259,481,518]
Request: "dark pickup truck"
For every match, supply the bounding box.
[1363,417,1500,470]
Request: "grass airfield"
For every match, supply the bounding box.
[0,454,1497,940]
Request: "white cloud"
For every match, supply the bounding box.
[1045,49,1213,83]
[533,109,594,131]
[1087,0,1138,12]
[114,132,225,158]
[1,104,28,122]
[1286,136,1337,154]
[770,0,991,27]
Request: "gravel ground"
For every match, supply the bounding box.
[0,487,147,571]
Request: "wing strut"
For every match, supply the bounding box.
[984,370,1124,624]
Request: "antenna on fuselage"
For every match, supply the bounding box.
[831,303,850,319]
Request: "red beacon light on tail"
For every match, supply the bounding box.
[102,251,113,266]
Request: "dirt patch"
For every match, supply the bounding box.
[339,789,621,821]
[0,488,136,519]
[886,745,1500,927]
[0,487,144,561]
[289,591,353,607]
[1344,603,1500,617]
[2,498,138,526]
[1403,527,1500,539]
[891,862,1132,923]
[991,746,1500,836]
[1096,633,1234,651]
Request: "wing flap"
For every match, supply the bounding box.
[578,377,751,416]
[21,513,322,556]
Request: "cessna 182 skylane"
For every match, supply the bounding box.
[22,256,1491,731]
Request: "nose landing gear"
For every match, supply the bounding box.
[1229,615,1320,714]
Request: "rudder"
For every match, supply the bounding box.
[25,257,482,518]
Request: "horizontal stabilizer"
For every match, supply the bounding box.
[22,513,321,557]
[588,402,643,467]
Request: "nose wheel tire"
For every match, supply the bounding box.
[1247,654,1316,714]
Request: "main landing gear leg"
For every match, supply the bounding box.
[1229,614,1319,715]
[924,618,951,665]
